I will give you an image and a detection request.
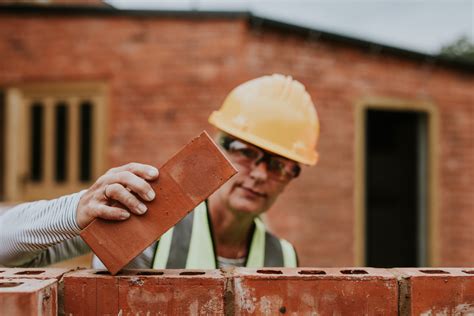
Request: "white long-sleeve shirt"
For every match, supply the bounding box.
[0,191,157,269]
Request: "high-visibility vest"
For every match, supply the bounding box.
[152,201,297,269]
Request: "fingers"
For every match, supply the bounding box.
[76,196,132,229]
[105,183,147,215]
[107,162,159,181]
[77,162,159,229]
[94,204,132,221]
[104,171,155,202]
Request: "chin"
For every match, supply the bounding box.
[229,197,266,216]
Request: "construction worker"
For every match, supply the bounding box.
[0,74,319,269]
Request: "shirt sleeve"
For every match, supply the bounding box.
[0,191,90,267]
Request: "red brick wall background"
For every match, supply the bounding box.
[243,28,474,266]
[0,13,472,266]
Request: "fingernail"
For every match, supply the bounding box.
[137,203,147,214]
[121,212,130,219]
[146,190,155,201]
[148,168,158,177]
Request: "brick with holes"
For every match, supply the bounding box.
[0,268,72,280]
[232,267,398,315]
[394,267,474,315]
[63,269,226,315]
[0,278,57,315]
[0,268,73,315]
[80,131,237,275]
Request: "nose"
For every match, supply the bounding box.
[249,160,269,182]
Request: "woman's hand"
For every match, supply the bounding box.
[76,163,159,229]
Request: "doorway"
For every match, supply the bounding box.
[365,109,428,267]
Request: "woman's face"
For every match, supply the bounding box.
[212,135,297,217]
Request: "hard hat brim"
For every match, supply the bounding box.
[209,111,318,166]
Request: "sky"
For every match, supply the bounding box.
[106,0,473,55]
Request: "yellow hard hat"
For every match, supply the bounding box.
[209,74,320,165]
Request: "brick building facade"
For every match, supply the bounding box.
[0,4,472,267]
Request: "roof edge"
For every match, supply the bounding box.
[0,4,472,72]
[0,3,249,18]
[249,15,474,73]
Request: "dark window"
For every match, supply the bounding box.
[30,103,44,182]
[79,101,92,182]
[365,109,427,267]
[55,103,68,182]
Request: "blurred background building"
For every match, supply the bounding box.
[0,0,473,268]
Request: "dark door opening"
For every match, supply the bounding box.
[365,109,428,267]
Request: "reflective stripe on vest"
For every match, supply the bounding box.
[152,201,297,269]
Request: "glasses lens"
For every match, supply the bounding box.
[227,140,262,164]
[267,157,286,174]
[220,135,300,181]
[267,156,300,180]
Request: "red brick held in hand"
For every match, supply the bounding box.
[80,131,237,275]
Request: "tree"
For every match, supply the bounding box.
[439,35,474,61]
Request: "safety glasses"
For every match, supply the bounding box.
[219,135,300,182]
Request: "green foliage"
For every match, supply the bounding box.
[440,35,474,61]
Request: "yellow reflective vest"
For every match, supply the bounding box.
[152,201,297,268]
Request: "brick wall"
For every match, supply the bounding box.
[0,11,472,266]
[1,267,474,315]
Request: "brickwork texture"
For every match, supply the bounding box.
[1,267,474,315]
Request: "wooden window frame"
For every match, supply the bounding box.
[3,81,108,202]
